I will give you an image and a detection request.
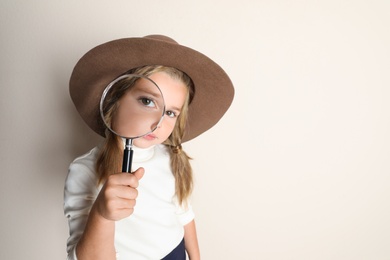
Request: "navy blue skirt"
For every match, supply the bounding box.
[161,239,185,260]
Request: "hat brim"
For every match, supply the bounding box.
[69,36,234,142]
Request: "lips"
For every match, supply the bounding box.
[143,133,157,140]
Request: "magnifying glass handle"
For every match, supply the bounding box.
[122,138,133,173]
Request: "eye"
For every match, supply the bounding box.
[166,110,177,118]
[139,97,156,108]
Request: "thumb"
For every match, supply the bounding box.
[133,167,145,180]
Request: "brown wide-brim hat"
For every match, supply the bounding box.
[69,35,234,142]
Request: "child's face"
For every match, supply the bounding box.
[132,71,188,148]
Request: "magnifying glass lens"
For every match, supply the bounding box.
[100,74,165,139]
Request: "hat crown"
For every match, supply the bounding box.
[144,35,178,45]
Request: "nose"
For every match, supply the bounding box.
[152,116,164,130]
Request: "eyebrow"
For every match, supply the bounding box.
[168,105,182,113]
[132,87,162,99]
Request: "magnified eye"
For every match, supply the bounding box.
[139,97,156,108]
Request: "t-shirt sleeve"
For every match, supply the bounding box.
[175,200,195,226]
[64,151,99,260]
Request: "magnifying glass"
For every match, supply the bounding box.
[99,74,165,173]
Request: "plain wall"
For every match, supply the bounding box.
[1,1,389,259]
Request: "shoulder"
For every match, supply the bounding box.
[65,147,100,196]
[69,146,100,171]
[64,147,101,220]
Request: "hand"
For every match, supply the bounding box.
[92,168,145,221]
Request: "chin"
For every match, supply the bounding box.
[133,139,157,149]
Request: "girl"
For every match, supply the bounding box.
[64,35,234,260]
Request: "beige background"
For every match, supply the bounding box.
[1,1,389,259]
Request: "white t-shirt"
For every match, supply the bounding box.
[64,144,194,259]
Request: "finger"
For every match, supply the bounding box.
[105,208,135,221]
[118,198,137,209]
[108,172,140,187]
[114,208,134,219]
[114,185,139,200]
[133,167,145,181]
[109,196,137,210]
[102,193,137,216]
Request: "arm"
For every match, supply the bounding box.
[65,167,144,260]
[184,220,200,260]
[76,169,144,260]
[75,207,116,260]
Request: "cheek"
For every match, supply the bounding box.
[161,118,177,134]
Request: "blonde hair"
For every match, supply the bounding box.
[96,65,194,206]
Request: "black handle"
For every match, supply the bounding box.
[122,138,133,173]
